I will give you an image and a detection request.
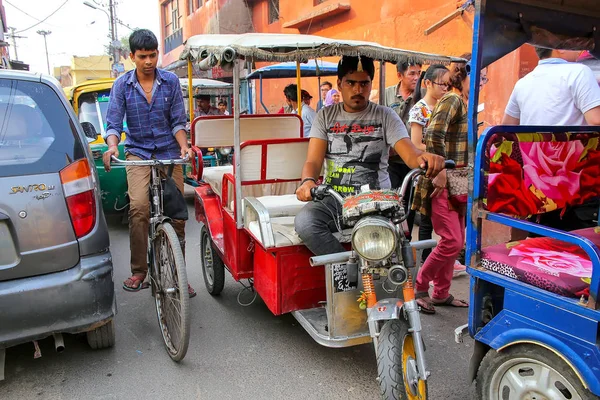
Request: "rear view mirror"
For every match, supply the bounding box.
[81,122,98,142]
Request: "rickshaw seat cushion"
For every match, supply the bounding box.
[202,165,233,197]
[247,217,351,248]
[481,227,600,298]
[485,134,600,218]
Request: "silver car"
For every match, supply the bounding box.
[0,70,115,380]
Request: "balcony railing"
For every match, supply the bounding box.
[164,29,184,54]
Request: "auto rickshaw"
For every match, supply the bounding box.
[455,1,600,399]
[182,33,463,399]
[65,78,128,215]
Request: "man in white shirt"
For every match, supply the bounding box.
[502,47,600,126]
[283,84,317,137]
[502,47,600,239]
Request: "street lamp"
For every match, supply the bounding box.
[83,1,120,77]
[37,30,52,75]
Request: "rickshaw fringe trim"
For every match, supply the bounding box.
[181,44,463,67]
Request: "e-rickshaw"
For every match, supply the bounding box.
[178,78,234,185]
[456,1,600,399]
[182,33,463,399]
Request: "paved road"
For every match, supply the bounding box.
[1,189,477,400]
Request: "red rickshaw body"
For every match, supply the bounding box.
[191,114,332,315]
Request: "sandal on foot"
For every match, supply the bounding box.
[431,294,468,308]
[415,291,436,314]
[123,274,148,292]
[188,284,197,298]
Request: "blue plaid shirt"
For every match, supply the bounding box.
[105,68,186,160]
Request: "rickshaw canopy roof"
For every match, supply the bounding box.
[179,78,233,96]
[180,33,465,66]
[479,0,600,68]
[246,60,339,80]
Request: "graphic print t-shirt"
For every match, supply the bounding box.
[309,102,408,195]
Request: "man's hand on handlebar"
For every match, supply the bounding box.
[296,179,318,202]
[417,152,445,178]
[181,146,194,161]
[103,145,119,172]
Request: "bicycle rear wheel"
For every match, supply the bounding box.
[151,222,190,362]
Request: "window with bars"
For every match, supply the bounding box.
[164,0,182,39]
[197,0,203,8]
[268,0,280,24]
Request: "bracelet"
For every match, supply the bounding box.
[300,177,317,186]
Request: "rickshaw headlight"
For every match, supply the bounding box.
[218,147,232,156]
[351,217,397,261]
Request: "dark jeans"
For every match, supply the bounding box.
[295,196,347,256]
[388,161,411,190]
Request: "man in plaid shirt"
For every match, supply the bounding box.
[103,29,195,295]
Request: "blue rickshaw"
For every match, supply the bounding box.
[458,1,600,399]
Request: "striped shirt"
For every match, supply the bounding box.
[105,68,186,160]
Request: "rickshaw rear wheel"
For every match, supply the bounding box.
[476,344,595,400]
[377,319,428,400]
[200,226,225,295]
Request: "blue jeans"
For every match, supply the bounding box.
[295,196,346,256]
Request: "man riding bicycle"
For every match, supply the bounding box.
[102,29,196,296]
[295,55,445,256]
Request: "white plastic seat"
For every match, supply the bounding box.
[202,165,233,198]
[247,216,352,248]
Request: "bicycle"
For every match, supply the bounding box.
[111,155,191,362]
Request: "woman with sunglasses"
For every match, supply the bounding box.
[403,65,450,262]
[412,61,471,314]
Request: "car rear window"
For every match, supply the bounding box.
[0,78,85,177]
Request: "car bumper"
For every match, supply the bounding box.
[0,250,116,348]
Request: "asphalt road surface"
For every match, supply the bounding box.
[1,188,477,400]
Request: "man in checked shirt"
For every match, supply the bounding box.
[102,29,196,296]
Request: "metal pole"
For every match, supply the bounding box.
[233,59,243,228]
[379,61,386,105]
[37,30,52,75]
[296,61,302,117]
[108,0,119,77]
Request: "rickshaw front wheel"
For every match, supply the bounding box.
[200,226,225,295]
[376,319,428,400]
[476,344,595,400]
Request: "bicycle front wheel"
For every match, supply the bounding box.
[152,222,190,362]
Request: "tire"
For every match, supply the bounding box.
[200,226,225,295]
[476,344,596,400]
[377,319,428,400]
[152,222,190,362]
[86,320,115,349]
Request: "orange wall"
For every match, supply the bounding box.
[251,0,475,114]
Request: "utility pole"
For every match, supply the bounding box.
[6,27,26,61]
[37,30,52,75]
[108,0,120,77]
[84,0,121,77]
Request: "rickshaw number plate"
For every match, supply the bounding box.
[331,262,357,293]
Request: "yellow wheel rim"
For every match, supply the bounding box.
[402,335,427,400]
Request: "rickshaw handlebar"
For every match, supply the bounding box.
[110,155,190,166]
[311,160,456,204]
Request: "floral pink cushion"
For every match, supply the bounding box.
[481,227,599,298]
[485,135,600,218]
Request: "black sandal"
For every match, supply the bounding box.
[431,294,468,308]
[415,291,436,314]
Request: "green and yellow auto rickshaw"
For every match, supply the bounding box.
[66,78,129,216]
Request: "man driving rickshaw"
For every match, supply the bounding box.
[295,55,445,255]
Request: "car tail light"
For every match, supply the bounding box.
[60,159,96,238]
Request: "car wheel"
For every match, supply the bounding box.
[86,320,115,349]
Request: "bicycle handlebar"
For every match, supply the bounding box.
[110,155,190,166]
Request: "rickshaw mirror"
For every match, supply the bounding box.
[81,121,98,141]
